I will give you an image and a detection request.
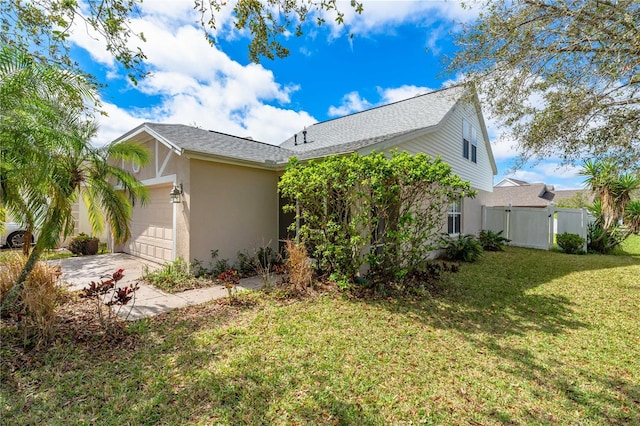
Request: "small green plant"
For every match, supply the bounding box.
[192,250,230,278]
[142,258,196,292]
[98,242,109,254]
[440,234,483,262]
[68,233,99,256]
[556,232,586,254]
[478,230,510,251]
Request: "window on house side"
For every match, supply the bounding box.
[448,199,462,235]
[471,127,477,163]
[462,119,470,160]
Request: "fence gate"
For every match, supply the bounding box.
[482,205,589,251]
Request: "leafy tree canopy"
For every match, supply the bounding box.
[450,0,640,167]
[1,0,362,82]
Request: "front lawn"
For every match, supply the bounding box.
[2,246,639,425]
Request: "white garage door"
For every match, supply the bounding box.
[125,185,174,264]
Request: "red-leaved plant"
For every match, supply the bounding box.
[82,269,139,336]
[217,269,240,299]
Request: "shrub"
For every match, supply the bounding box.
[284,240,313,293]
[440,234,483,262]
[68,233,99,255]
[0,252,63,346]
[556,232,586,254]
[279,151,475,283]
[478,230,510,251]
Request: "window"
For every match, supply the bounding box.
[462,119,470,159]
[471,127,477,163]
[448,199,462,235]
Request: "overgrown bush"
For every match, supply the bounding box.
[440,234,483,262]
[279,151,474,283]
[556,232,586,254]
[68,233,99,255]
[478,230,510,251]
[0,252,63,346]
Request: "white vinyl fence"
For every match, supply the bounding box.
[482,205,591,251]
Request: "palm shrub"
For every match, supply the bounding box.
[440,234,483,262]
[478,230,510,251]
[624,200,640,234]
[587,222,625,254]
[556,232,585,254]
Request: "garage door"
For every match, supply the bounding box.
[125,185,173,264]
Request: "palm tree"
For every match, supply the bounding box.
[613,174,640,223]
[580,159,619,229]
[1,45,149,315]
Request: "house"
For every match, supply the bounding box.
[108,85,497,265]
[487,179,592,207]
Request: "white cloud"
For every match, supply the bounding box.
[378,85,432,103]
[328,85,432,117]
[67,6,319,146]
[320,0,480,38]
[328,91,373,116]
[536,162,582,180]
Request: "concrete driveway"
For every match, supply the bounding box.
[52,252,264,320]
[51,252,160,291]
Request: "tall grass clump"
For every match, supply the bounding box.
[285,240,313,293]
[0,252,63,346]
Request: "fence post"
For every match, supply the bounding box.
[547,203,555,250]
[581,208,589,253]
[481,205,487,231]
[505,203,512,240]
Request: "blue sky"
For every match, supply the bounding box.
[69,0,585,189]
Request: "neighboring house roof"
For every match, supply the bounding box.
[487,181,592,207]
[114,85,497,173]
[488,183,555,207]
[495,178,530,187]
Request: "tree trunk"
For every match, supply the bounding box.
[0,244,44,317]
[22,230,32,256]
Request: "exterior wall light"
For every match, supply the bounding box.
[170,183,183,204]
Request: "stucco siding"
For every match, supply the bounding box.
[189,160,278,265]
[394,102,495,192]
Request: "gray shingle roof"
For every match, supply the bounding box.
[115,85,471,167]
[140,123,295,164]
[280,85,466,155]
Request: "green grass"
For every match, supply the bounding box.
[2,246,639,425]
